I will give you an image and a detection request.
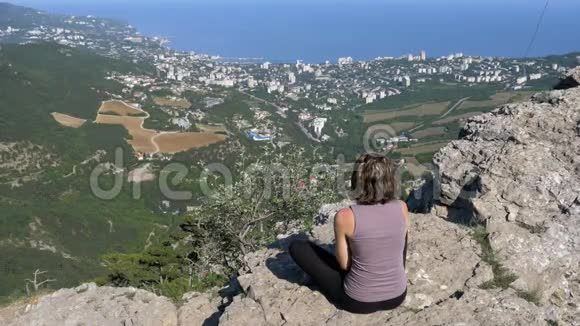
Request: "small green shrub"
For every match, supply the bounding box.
[516,288,541,305]
[472,226,518,289]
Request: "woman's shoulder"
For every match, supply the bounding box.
[396,199,409,211]
[334,207,355,232]
[335,207,354,221]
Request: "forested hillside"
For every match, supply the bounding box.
[0,43,169,303]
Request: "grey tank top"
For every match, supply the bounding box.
[343,200,407,302]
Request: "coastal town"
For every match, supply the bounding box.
[1,4,574,156]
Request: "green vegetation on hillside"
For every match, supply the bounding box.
[0,43,169,303]
[101,151,341,300]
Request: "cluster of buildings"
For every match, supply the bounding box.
[129,48,567,144]
[0,14,170,63]
[4,7,571,153]
[377,133,419,151]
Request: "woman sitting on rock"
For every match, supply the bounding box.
[289,153,409,314]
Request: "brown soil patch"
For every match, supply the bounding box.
[153,96,192,109]
[154,132,227,154]
[196,124,228,133]
[364,101,450,123]
[51,112,87,128]
[94,99,227,154]
[95,114,158,153]
[98,100,144,116]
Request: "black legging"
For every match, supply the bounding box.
[288,237,407,314]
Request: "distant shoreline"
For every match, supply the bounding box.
[14,1,580,64]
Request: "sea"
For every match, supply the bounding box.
[11,0,580,63]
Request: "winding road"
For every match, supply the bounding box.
[439,97,471,119]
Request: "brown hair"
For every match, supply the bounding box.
[350,153,398,205]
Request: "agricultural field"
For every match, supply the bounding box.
[433,112,484,125]
[398,142,449,156]
[390,122,417,133]
[95,100,228,154]
[196,123,228,133]
[353,87,538,165]
[411,127,447,139]
[97,100,145,116]
[458,91,534,110]
[50,112,86,128]
[95,113,158,153]
[153,96,191,109]
[363,101,450,123]
[154,132,227,153]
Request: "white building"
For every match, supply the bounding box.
[516,76,528,85]
[312,118,328,137]
[338,57,353,65]
[261,61,271,69]
[298,112,313,121]
[420,50,427,61]
[439,66,452,74]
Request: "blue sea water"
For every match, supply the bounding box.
[11,0,580,63]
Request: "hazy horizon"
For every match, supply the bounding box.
[4,0,580,62]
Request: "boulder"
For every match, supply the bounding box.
[556,66,580,89]
[2,283,178,326]
[219,209,552,325]
[433,86,580,324]
[178,292,221,326]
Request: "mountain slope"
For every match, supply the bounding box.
[0,43,170,303]
[2,67,578,326]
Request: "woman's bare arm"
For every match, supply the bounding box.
[399,200,411,233]
[334,208,355,271]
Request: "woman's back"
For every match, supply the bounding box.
[343,200,407,302]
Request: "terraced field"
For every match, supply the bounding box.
[398,142,449,155]
[363,101,451,123]
[458,92,534,110]
[411,127,447,138]
[433,112,484,125]
[95,100,227,154]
